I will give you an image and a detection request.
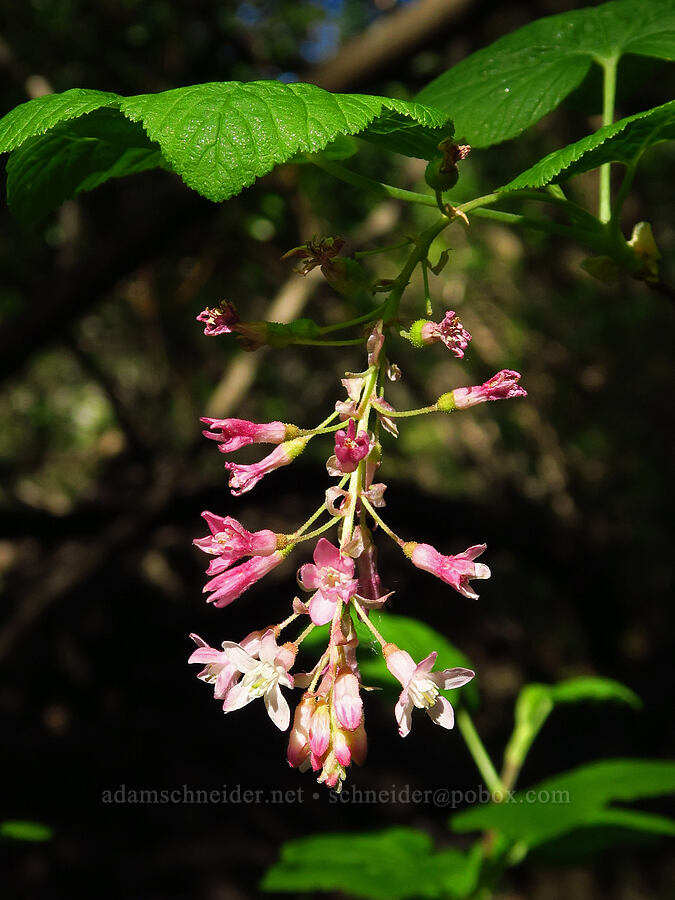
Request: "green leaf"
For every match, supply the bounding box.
[0,87,121,152]
[532,810,675,861]
[451,758,675,848]
[0,820,53,842]
[547,676,641,708]
[301,611,478,707]
[503,677,640,779]
[416,0,675,147]
[500,100,675,190]
[6,109,166,225]
[0,82,450,221]
[261,826,480,900]
[118,82,450,201]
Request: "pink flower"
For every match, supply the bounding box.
[420,310,472,358]
[188,630,262,702]
[333,419,370,473]
[335,377,364,419]
[200,417,293,453]
[409,542,491,599]
[220,630,296,730]
[333,670,363,731]
[442,370,527,411]
[224,437,309,496]
[384,643,475,737]
[202,550,285,608]
[193,511,277,575]
[196,301,239,336]
[287,694,315,770]
[297,538,358,626]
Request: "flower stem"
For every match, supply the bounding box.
[456,708,505,797]
[352,598,387,646]
[291,517,338,544]
[360,495,404,546]
[309,156,438,209]
[378,403,437,418]
[294,621,316,646]
[354,239,414,258]
[317,302,388,335]
[292,474,349,538]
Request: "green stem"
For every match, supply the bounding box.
[354,239,414,258]
[292,517,338,544]
[456,708,505,796]
[294,337,365,347]
[360,494,404,546]
[470,207,596,241]
[291,474,349,538]
[317,301,388,335]
[378,403,437,418]
[352,597,388,646]
[309,156,438,208]
[599,56,619,222]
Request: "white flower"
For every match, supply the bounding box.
[221,630,295,730]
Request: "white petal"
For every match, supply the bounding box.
[431,667,475,690]
[395,696,413,737]
[264,686,290,730]
[427,696,455,729]
[222,681,255,713]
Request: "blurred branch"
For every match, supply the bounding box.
[311,0,474,91]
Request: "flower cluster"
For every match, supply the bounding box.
[191,298,526,790]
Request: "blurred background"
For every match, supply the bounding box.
[0,1,673,898]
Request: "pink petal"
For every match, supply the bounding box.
[308,591,337,626]
[413,651,439,678]
[313,538,341,569]
[430,667,475,691]
[298,563,320,591]
[395,696,413,737]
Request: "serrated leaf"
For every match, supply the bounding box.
[0,87,121,153]
[118,82,450,201]
[0,81,450,221]
[261,826,479,900]
[500,100,675,190]
[6,109,165,225]
[451,758,675,848]
[301,611,478,708]
[416,0,675,147]
[0,820,53,842]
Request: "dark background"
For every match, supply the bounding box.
[1,1,673,898]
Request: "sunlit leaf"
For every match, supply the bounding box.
[416,0,675,147]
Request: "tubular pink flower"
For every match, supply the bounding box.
[224,437,309,496]
[221,629,296,730]
[287,694,315,770]
[334,419,371,473]
[410,542,491,600]
[188,630,263,703]
[384,643,475,737]
[297,538,358,626]
[200,417,292,453]
[196,301,239,336]
[444,370,527,411]
[333,671,363,731]
[309,701,331,757]
[203,550,285,608]
[193,511,277,575]
[420,310,472,358]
